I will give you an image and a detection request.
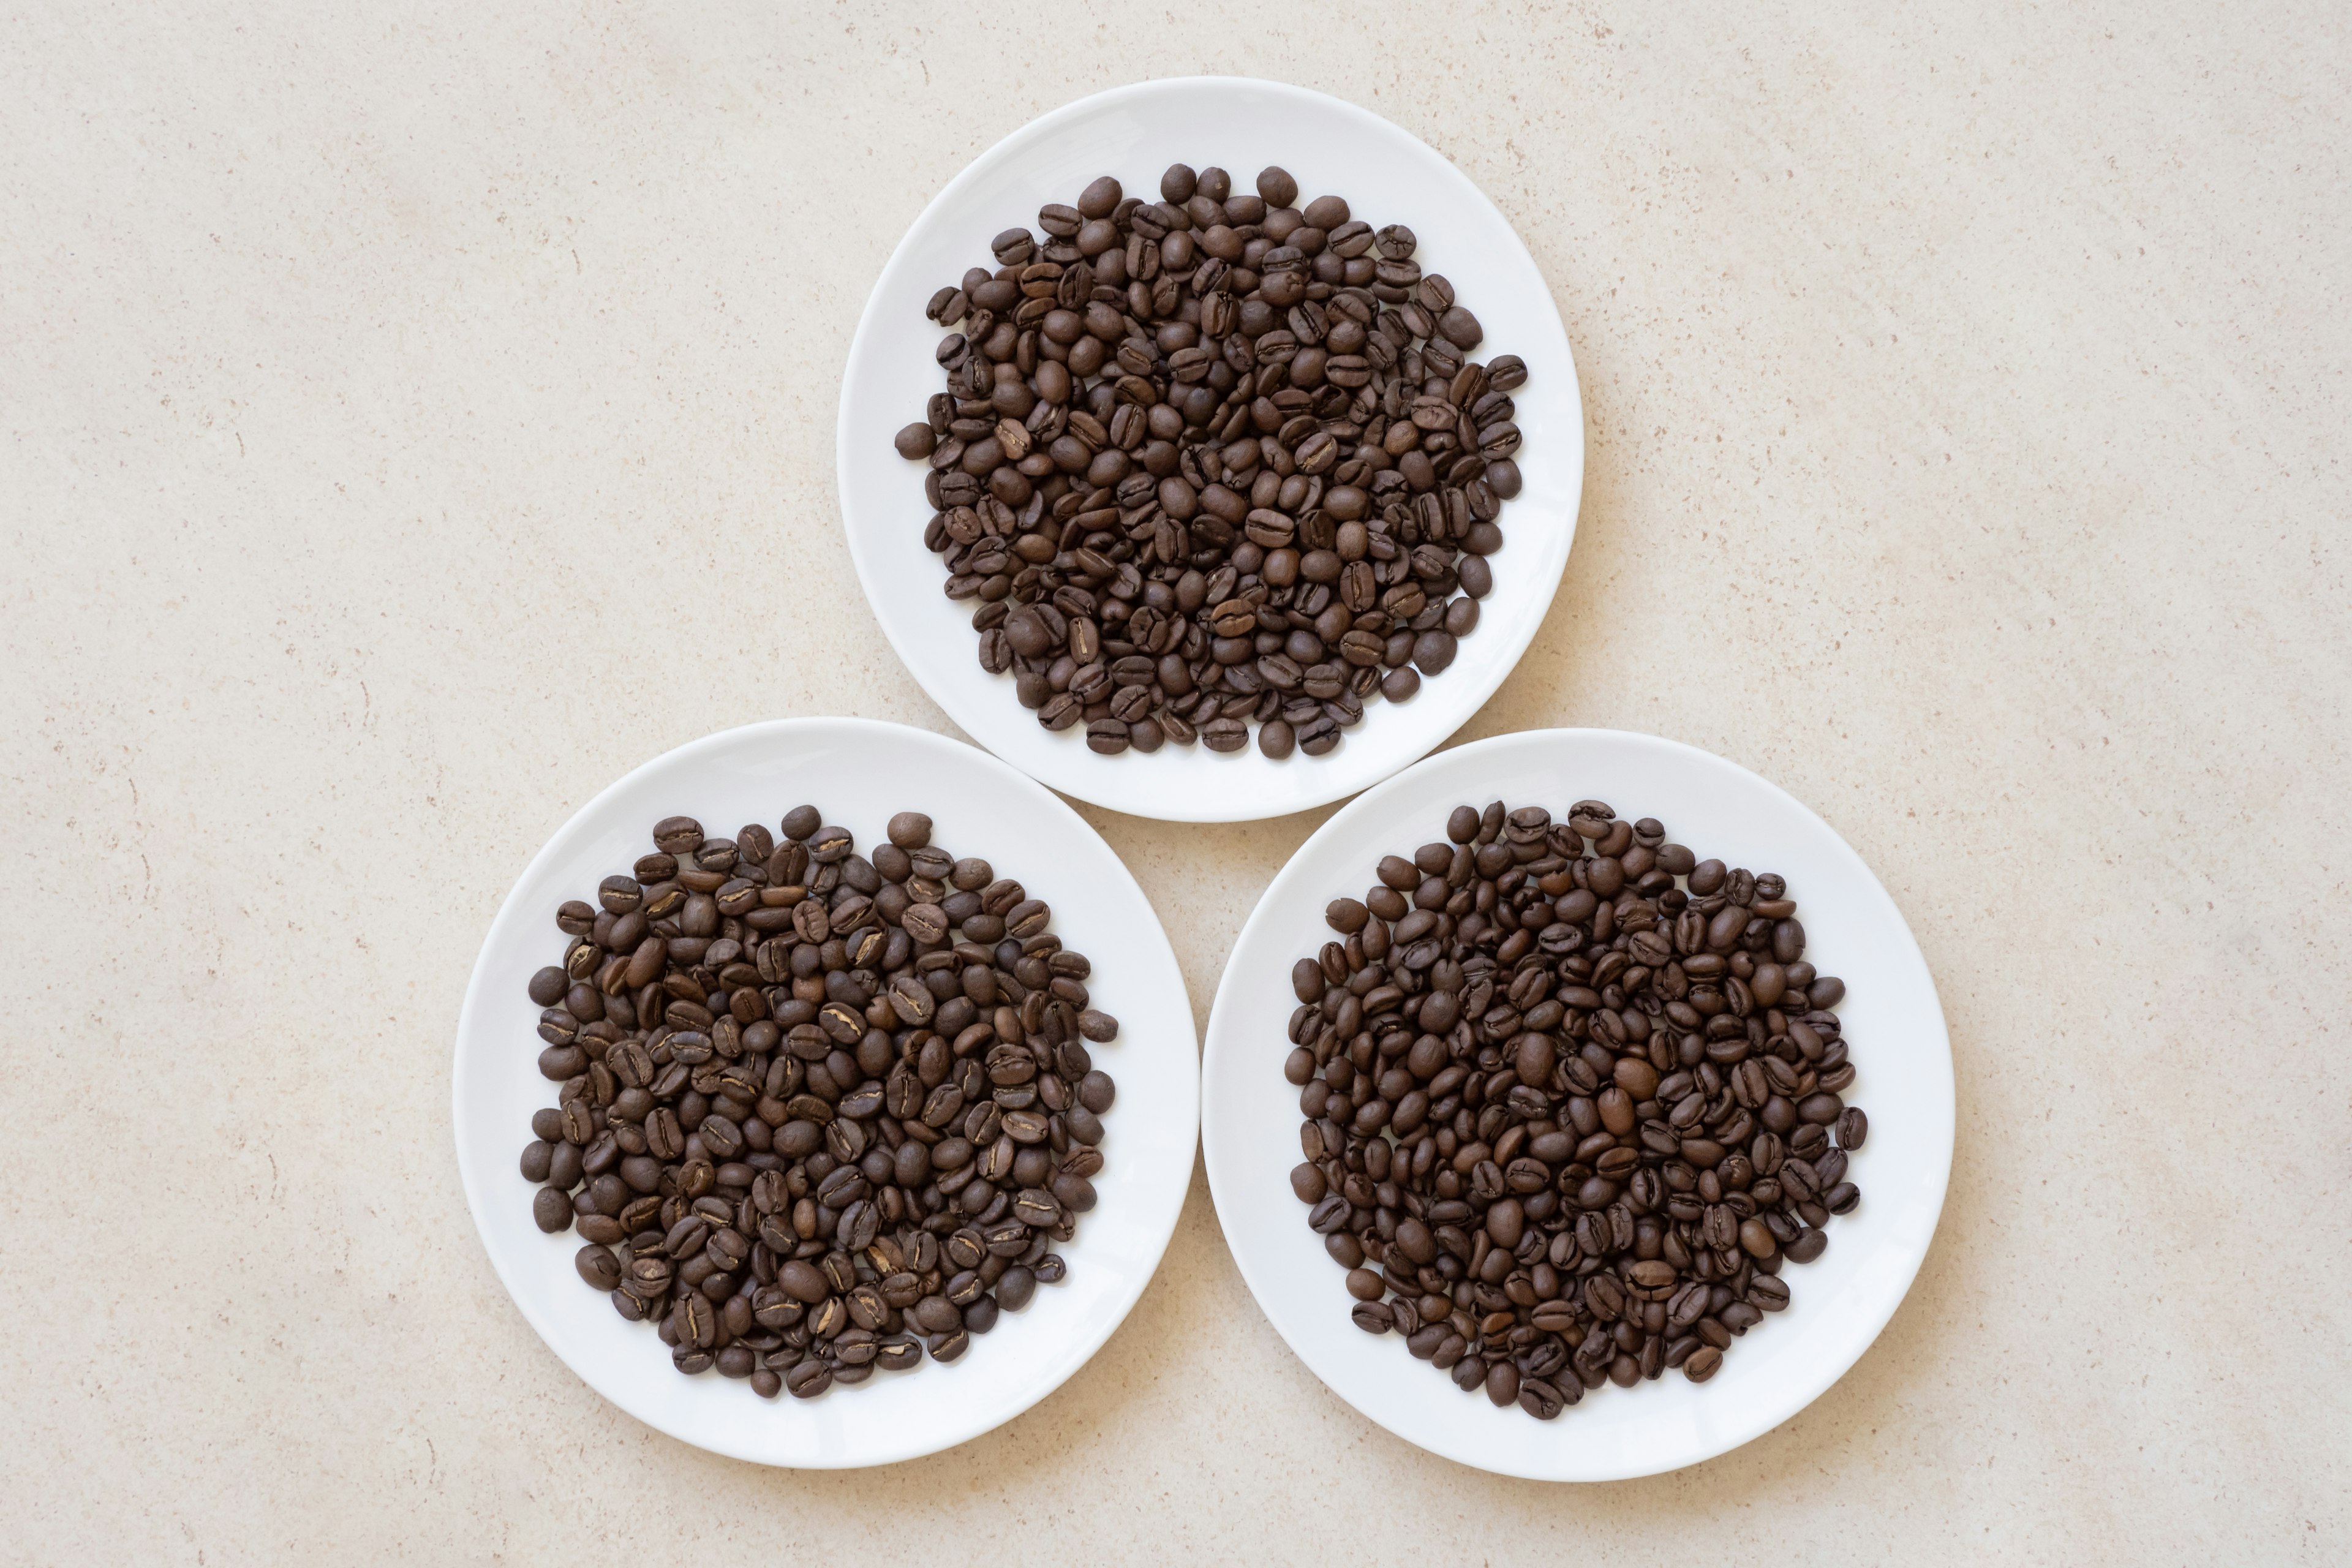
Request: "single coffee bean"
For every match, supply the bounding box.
[575,1246,622,1291]
[995,1265,1037,1312]
[1291,1163,1327,1204]
[1519,1379,1568,1420]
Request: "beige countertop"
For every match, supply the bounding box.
[4,4,2345,1561]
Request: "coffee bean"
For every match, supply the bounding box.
[1290,1163,1327,1204]
[532,1187,573,1234]
[1798,1092,1844,1125]
[1518,1378,1568,1419]
[520,804,1113,1400]
[1287,798,1866,1416]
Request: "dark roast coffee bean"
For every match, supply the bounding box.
[995,1265,1037,1312]
[532,1187,573,1234]
[1519,1379,1568,1419]
[1287,797,1864,1417]
[520,802,1118,1400]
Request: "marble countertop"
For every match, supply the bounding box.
[4,4,2343,1561]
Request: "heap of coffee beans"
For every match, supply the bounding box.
[521,805,1118,1399]
[1284,799,1864,1419]
[894,162,1528,761]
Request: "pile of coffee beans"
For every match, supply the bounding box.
[521,805,1118,1399]
[895,162,1528,761]
[1284,799,1864,1419]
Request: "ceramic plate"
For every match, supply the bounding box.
[1200,728,1952,1478]
[453,718,1198,1466]
[837,76,1582,822]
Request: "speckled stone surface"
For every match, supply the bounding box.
[4,3,2345,1560]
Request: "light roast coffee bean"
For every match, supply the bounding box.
[1285,800,1864,1417]
[900,164,1531,761]
[522,805,1112,1398]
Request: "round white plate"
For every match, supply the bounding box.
[452,718,1199,1466]
[1200,728,1953,1479]
[838,76,1583,823]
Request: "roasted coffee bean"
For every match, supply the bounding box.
[521,804,1116,1399]
[529,966,570,1007]
[1288,797,1865,1417]
[897,165,1532,761]
[532,1186,573,1234]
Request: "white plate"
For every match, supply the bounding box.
[451,718,1199,1467]
[1200,728,1953,1479]
[837,77,1583,823]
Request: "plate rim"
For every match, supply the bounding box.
[450,715,1201,1467]
[835,72,1585,823]
[1198,725,1956,1479]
